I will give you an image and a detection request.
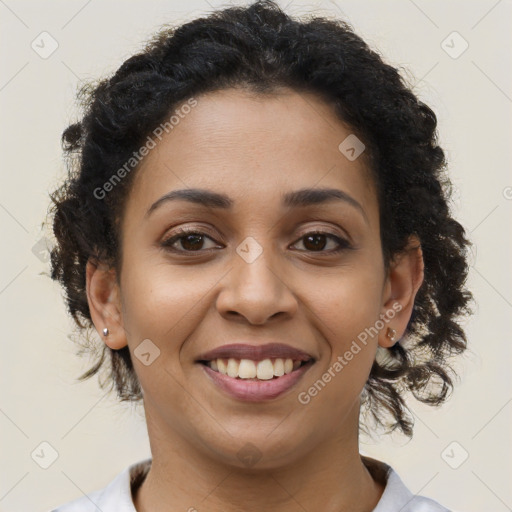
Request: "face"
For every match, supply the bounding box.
[88,87,419,469]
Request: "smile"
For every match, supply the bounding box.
[202,357,307,379]
[198,357,315,402]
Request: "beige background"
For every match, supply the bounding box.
[1,1,511,511]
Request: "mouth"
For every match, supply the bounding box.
[195,343,316,402]
[197,357,313,380]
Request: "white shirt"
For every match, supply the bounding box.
[49,456,451,511]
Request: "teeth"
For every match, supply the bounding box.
[207,357,307,379]
[256,359,274,380]
[238,359,257,379]
[274,358,285,376]
[226,358,239,378]
[217,358,227,375]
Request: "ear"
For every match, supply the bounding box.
[379,235,424,348]
[85,258,127,350]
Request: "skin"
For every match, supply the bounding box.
[86,87,424,512]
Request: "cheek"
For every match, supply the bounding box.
[117,260,209,409]
[328,284,382,346]
[120,257,216,342]
[313,263,384,345]
[118,260,214,425]
[306,260,383,393]
[296,283,380,430]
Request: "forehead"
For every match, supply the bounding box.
[126,87,378,223]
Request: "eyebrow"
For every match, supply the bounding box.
[145,187,368,224]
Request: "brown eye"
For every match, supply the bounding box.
[291,231,350,253]
[178,233,206,251]
[162,229,219,252]
[161,228,351,255]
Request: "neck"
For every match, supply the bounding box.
[133,400,385,512]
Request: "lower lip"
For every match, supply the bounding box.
[199,361,314,402]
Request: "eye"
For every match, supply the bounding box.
[290,231,351,254]
[161,228,351,254]
[161,228,220,253]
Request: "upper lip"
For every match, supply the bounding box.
[196,343,315,362]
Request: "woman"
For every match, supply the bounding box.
[47,1,473,510]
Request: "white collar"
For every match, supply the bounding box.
[51,456,450,511]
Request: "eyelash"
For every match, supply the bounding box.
[161,227,352,255]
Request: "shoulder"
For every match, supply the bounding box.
[48,459,152,512]
[362,456,451,512]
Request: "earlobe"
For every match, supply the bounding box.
[379,235,424,348]
[85,258,128,350]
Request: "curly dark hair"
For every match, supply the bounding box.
[47,0,473,437]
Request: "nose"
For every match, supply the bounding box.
[215,245,298,325]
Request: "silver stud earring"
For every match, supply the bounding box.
[386,328,396,342]
[102,327,109,337]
